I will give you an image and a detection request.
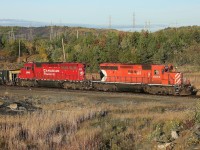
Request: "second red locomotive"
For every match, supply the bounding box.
[100,63,181,85]
[99,63,196,95]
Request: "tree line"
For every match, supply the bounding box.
[0,26,200,72]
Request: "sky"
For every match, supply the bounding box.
[1,0,200,27]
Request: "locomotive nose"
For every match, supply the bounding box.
[100,70,105,80]
[100,70,107,82]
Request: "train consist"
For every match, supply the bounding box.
[0,62,197,96]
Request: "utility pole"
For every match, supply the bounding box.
[76,30,79,39]
[62,38,66,62]
[18,39,21,63]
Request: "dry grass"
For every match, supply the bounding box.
[0,103,107,150]
[184,72,200,94]
[0,95,199,149]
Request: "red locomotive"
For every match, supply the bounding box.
[3,62,196,95]
[100,63,181,85]
[99,63,196,95]
[17,62,85,87]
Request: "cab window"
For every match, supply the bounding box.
[154,70,159,75]
[128,70,133,74]
[25,67,32,70]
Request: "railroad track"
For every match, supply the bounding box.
[0,85,199,101]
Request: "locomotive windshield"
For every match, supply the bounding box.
[164,65,173,72]
[24,67,32,70]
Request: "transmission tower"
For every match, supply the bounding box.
[148,20,151,31]
[144,21,147,31]
[50,23,54,41]
[109,15,112,29]
[28,26,33,41]
[144,20,151,31]
[9,27,15,42]
[133,12,135,31]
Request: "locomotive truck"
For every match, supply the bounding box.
[0,62,197,96]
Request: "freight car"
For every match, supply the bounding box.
[0,70,20,85]
[3,62,197,96]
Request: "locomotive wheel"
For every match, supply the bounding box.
[144,86,156,94]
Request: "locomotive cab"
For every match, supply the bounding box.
[18,62,35,79]
[151,65,183,86]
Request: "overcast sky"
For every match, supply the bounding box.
[1,0,200,26]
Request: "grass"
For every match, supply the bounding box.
[0,67,196,149]
[0,93,199,149]
[176,65,200,94]
[0,108,106,149]
[184,72,200,91]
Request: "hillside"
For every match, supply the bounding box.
[0,26,200,71]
